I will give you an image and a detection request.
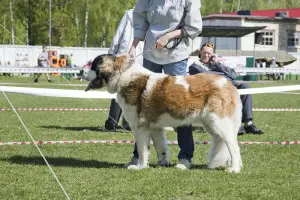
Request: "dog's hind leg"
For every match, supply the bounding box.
[133,128,151,169]
[204,118,241,173]
[150,128,170,166]
[207,134,231,169]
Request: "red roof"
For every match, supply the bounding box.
[215,8,300,18]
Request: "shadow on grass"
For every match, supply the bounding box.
[2,156,124,168]
[2,156,212,170]
[40,125,129,133]
[192,164,214,171]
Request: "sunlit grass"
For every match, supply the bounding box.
[0,77,299,199]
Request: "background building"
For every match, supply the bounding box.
[201,8,300,68]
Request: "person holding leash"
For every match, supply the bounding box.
[126,0,202,170]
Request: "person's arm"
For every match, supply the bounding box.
[182,0,202,40]
[108,10,130,54]
[156,0,202,48]
[210,62,237,80]
[155,29,183,48]
[133,0,150,41]
[129,38,142,58]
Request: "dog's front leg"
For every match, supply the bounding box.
[150,128,170,166]
[134,128,151,169]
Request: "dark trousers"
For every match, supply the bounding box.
[236,83,253,122]
[105,99,129,129]
[189,64,253,123]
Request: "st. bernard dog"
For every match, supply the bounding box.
[84,54,243,173]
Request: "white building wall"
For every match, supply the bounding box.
[241,20,279,51]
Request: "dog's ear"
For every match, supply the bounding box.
[91,55,103,71]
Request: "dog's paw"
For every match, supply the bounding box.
[138,164,149,169]
[225,167,241,173]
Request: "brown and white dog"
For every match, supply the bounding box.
[85,54,243,173]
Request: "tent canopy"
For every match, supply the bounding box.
[199,26,266,37]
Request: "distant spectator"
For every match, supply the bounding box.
[67,54,73,68]
[34,45,53,83]
[267,57,278,80]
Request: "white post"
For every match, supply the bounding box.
[49,0,52,47]
[84,2,89,47]
[9,0,15,45]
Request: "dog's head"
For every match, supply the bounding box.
[84,54,128,92]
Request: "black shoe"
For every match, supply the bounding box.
[104,121,117,132]
[48,80,54,83]
[100,127,116,132]
[244,124,263,135]
[122,123,131,131]
[34,79,38,83]
[238,126,245,135]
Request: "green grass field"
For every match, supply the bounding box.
[0,76,300,200]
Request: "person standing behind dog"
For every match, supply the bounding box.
[127,0,202,170]
[103,8,144,132]
[189,43,263,135]
[34,45,53,83]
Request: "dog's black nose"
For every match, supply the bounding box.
[79,69,84,75]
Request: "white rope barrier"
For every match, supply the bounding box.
[0,83,87,86]
[0,86,116,99]
[1,85,300,97]
[238,85,300,95]
[1,67,300,74]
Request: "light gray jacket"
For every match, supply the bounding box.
[109,9,144,64]
[133,0,202,64]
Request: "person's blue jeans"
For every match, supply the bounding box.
[132,58,194,162]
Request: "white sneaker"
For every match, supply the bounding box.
[175,159,192,170]
[124,157,139,168]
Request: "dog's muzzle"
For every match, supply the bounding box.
[85,78,103,92]
[80,68,97,81]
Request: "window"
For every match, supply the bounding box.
[287,32,300,47]
[255,32,263,44]
[255,31,275,46]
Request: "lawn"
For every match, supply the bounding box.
[0,76,300,200]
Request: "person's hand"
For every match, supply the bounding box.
[210,54,219,64]
[128,46,136,60]
[154,34,170,49]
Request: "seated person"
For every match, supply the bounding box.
[189,43,263,135]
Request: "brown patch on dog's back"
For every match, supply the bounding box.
[142,74,238,122]
[120,75,150,114]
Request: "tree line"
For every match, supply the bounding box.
[0,0,299,47]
